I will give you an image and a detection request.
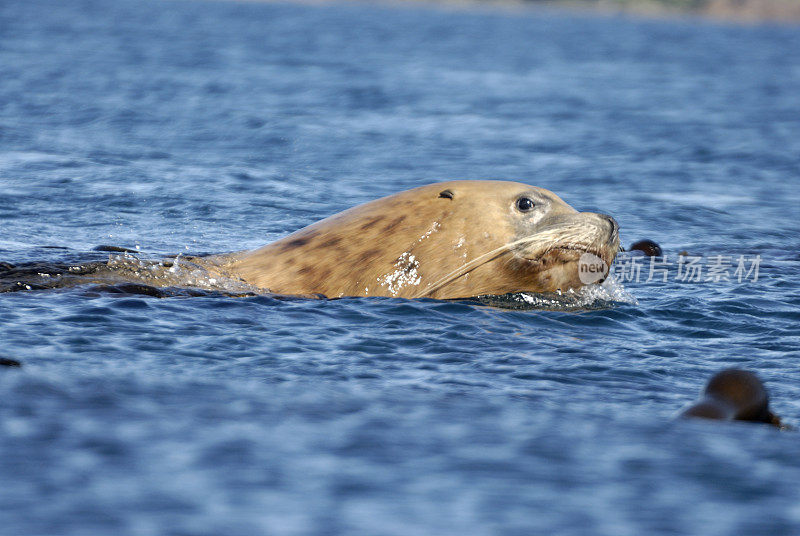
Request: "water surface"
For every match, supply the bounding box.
[2,0,800,534]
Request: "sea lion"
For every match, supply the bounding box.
[679,369,781,427]
[204,180,620,300]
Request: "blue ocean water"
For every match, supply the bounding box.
[2,0,800,534]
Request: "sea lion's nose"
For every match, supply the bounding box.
[602,214,619,238]
[589,213,618,242]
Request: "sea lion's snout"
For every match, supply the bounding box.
[582,212,620,272]
[509,209,620,292]
[598,214,619,243]
[573,212,620,261]
[577,212,619,255]
[514,211,619,262]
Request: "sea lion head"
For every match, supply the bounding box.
[500,184,620,294]
[413,181,620,298]
[223,180,620,299]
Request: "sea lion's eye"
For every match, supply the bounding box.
[515,197,535,212]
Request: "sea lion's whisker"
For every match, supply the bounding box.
[413,224,611,299]
[412,241,516,298]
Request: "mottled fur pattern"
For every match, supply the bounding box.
[203,181,620,299]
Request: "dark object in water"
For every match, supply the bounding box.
[679,369,781,426]
[89,282,214,298]
[628,239,662,257]
[0,357,22,367]
[93,245,139,254]
[95,282,172,297]
[0,260,105,293]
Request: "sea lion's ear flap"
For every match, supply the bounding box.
[438,189,454,200]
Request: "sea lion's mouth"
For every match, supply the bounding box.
[513,213,620,271]
[515,242,619,291]
[523,245,614,267]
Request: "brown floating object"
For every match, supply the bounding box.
[628,239,662,257]
[92,245,139,254]
[680,369,781,426]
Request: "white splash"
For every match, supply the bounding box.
[594,275,638,304]
[374,222,441,296]
[513,276,637,309]
[106,254,263,294]
[418,221,441,242]
[378,252,422,296]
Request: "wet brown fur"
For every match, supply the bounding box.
[205,181,619,299]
